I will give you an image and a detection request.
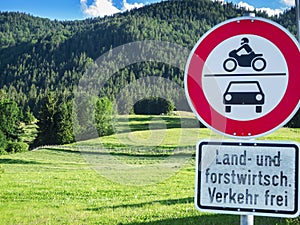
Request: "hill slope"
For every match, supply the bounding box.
[0,0,298,119]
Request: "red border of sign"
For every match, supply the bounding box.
[185,17,300,138]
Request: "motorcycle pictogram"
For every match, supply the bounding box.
[223,37,267,72]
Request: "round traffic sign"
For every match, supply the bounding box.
[184,17,300,138]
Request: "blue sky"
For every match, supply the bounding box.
[0,0,296,21]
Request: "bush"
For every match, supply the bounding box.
[6,142,29,154]
[134,97,175,115]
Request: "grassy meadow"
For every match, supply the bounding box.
[0,113,300,224]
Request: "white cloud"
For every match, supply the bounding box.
[237,1,284,16]
[80,0,144,18]
[80,0,120,17]
[257,7,284,16]
[281,0,295,7]
[123,0,144,11]
[237,1,255,11]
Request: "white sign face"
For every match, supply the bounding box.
[202,35,288,121]
[195,140,300,218]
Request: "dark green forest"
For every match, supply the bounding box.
[0,0,299,151]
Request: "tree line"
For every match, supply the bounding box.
[0,0,299,152]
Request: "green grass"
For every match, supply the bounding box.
[0,114,300,224]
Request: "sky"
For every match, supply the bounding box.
[0,0,296,21]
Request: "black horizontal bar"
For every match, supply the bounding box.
[204,73,287,77]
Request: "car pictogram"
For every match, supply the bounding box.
[223,81,265,113]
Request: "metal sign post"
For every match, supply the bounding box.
[240,215,254,225]
[187,4,300,225]
[241,13,255,225]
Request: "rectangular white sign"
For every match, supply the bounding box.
[195,140,300,218]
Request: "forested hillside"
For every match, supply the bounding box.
[0,0,298,148]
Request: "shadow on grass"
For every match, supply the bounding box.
[49,148,193,158]
[86,195,294,225]
[44,148,81,154]
[0,158,45,164]
[86,197,193,211]
[124,214,287,225]
[117,116,200,133]
[126,215,239,225]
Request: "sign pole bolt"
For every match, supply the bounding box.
[240,215,254,225]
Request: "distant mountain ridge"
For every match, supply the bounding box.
[0,0,297,115]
